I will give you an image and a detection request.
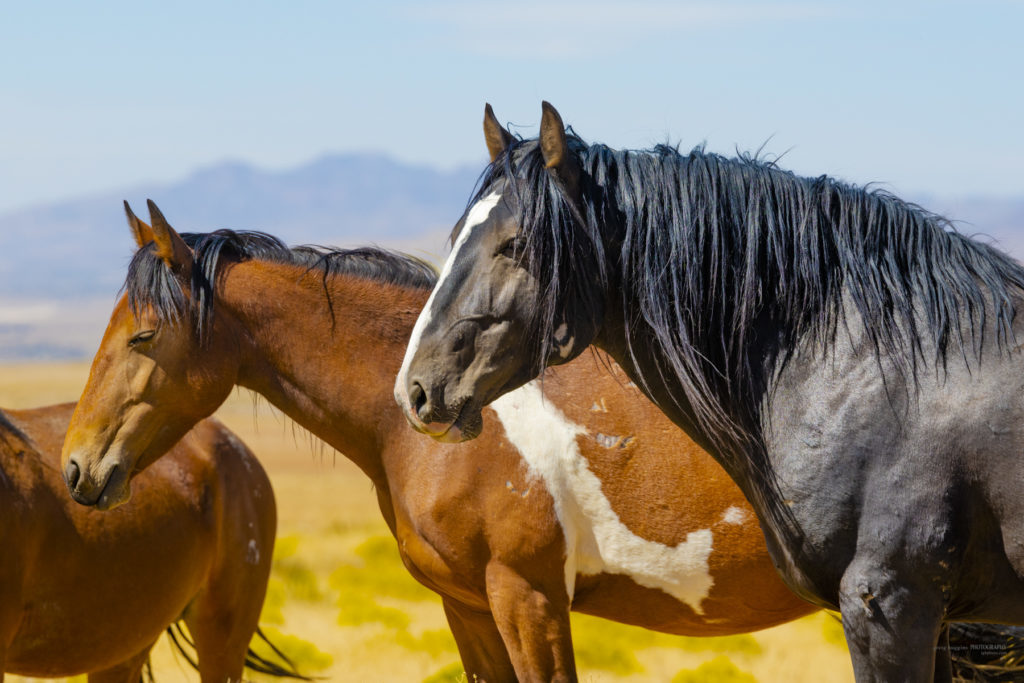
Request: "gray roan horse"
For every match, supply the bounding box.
[395,103,1024,682]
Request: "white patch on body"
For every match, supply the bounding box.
[491,381,715,614]
[394,192,503,409]
[722,506,747,525]
[246,538,260,565]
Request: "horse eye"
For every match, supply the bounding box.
[499,237,524,259]
[128,330,157,347]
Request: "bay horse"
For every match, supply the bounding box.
[0,402,298,681]
[395,102,1024,682]
[61,201,818,682]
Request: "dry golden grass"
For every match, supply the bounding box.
[1,361,853,683]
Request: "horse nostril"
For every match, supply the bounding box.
[410,381,430,421]
[64,459,81,490]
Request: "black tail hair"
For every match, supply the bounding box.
[162,621,312,680]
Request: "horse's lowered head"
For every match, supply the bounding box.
[61,201,240,510]
[395,103,608,443]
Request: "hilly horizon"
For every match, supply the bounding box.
[0,152,1021,361]
[0,152,483,299]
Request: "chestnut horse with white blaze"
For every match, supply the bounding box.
[0,402,295,682]
[61,202,814,682]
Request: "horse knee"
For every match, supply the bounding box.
[838,566,945,681]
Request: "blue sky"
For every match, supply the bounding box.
[2,0,1021,213]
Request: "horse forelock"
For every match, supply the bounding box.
[124,230,438,345]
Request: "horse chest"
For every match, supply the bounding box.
[490,381,719,615]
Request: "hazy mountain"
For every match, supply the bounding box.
[0,153,483,300]
[0,153,1021,360]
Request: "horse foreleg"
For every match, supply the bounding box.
[86,643,155,683]
[839,559,948,683]
[485,561,577,683]
[442,597,517,683]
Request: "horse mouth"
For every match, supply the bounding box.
[403,399,483,443]
[69,461,132,511]
[440,402,483,442]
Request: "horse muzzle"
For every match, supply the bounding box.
[397,381,482,443]
[63,451,132,510]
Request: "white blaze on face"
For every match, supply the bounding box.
[394,191,503,411]
[491,381,715,615]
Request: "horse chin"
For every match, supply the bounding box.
[95,468,132,511]
[72,458,133,511]
[434,404,483,443]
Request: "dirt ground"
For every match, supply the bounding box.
[0,361,853,683]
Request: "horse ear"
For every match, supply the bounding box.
[124,200,154,250]
[539,101,581,200]
[146,199,193,271]
[483,103,514,162]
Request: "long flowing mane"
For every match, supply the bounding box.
[477,131,1024,530]
[125,230,437,342]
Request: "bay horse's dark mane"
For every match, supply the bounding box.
[125,230,438,343]
[476,129,1024,490]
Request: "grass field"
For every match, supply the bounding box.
[0,361,854,682]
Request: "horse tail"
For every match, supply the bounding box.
[948,622,1024,681]
[243,627,313,680]
[164,621,312,680]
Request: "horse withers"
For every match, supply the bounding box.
[60,202,817,682]
[1,402,295,681]
[395,103,1024,681]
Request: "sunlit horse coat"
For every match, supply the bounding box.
[395,103,1024,682]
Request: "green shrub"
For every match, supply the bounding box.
[271,535,323,602]
[671,655,756,683]
[569,611,761,673]
[260,576,288,625]
[394,627,459,655]
[422,661,468,683]
[329,535,438,603]
[336,590,411,630]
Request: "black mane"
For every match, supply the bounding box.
[125,230,437,343]
[475,130,1024,495]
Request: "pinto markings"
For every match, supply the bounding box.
[722,506,747,525]
[491,381,715,614]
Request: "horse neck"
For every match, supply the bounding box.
[219,260,425,481]
[595,293,802,556]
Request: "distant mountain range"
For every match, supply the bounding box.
[0,153,483,301]
[0,152,1021,360]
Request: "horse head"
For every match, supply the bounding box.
[61,201,240,509]
[395,103,607,442]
